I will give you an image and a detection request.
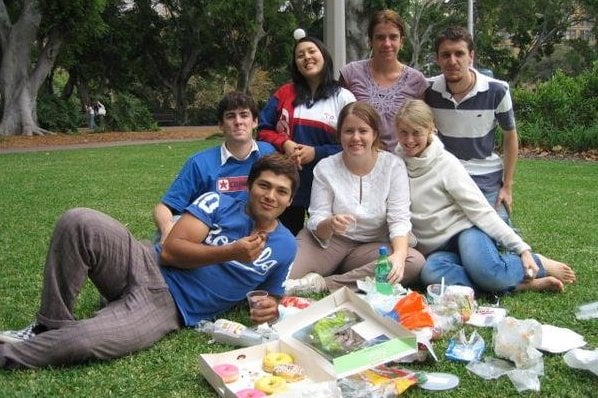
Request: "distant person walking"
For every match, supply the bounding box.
[85,102,96,130]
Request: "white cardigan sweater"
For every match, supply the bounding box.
[395,136,530,256]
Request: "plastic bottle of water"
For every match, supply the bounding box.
[375,246,393,295]
[196,319,264,347]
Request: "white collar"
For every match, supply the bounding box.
[220,140,259,165]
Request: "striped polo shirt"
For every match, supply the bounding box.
[424,68,516,193]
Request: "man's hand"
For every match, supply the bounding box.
[249,295,279,324]
[233,233,266,263]
[496,185,513,215]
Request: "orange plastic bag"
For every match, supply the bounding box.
[391,291,434,330]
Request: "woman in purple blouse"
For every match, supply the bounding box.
[340,9,428,151]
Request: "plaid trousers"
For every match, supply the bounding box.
[0,208,180,369]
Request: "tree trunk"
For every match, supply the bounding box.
[236,0,265,94]
[0,0,63,136]
[345,0,369,62]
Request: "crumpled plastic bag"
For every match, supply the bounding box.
[445,329,485,362]
[507,369,541,392]
[563,348,598,376]
[493,317,543,369]
[467,357,515,380]
[386,291,434,330]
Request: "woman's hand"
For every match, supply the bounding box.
[520,250,539,280]
[292,145,316,167]
[329,214,356,236]
[249,295,279,325]
[388,251,406,284]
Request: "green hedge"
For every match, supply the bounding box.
[513,62,598,151]
[37,94,82,133]
[104,93,158,132]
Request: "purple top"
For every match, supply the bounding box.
[340,60,428,151]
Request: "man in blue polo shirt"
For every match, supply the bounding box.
[153,91,275,243]
[0,154,298,369]
[425,26,519,223]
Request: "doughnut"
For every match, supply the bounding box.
[236,388,266,398]
[272,363,306,382]
[254,375,287,395]
[262,352,294,373]
[213,363,239,383]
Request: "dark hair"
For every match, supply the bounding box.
[336,102,382,151]
[368,9,406,42]
[291,37,340,107]
[216,91,259,122]
[435,26,474,54]
[248,153,300,196]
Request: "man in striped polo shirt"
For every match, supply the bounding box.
[425,26,519,223]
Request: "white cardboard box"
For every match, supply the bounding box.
[198,287,417,397]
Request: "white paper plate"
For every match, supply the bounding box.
[420,372,460,391]
[538,324,586,353]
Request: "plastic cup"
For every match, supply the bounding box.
[427,284,443,304]
[246,290,268,309]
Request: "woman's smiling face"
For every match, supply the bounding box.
[396,118,434,157]
[340,113,377,156]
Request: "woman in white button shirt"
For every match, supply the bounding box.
[284,101,424,295]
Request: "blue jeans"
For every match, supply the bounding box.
[484,190,510,225]
[420,227,545,293]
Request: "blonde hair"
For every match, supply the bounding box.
[395,99,435,129]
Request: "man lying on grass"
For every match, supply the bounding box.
[0,153,298,369]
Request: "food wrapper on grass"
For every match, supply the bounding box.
[339,364,424,396]
[493,317,543,369]
[445,329,485,362]
[386,291,434,330]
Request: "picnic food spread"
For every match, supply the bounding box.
[213,363,239,383]
[254,375,287,394]
[235,388,266,398]
[272,363,306,381]
[262,351,294,373]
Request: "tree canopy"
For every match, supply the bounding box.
[0,0,594,135]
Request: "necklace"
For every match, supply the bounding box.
[449,71,475,96]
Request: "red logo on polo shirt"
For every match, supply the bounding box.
[217,176,248,192]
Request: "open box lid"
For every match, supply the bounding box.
[273,287,417,378]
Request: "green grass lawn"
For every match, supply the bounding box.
[0,139,596,397]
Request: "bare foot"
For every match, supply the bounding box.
[538,254,576,283]
[516,276,564,293]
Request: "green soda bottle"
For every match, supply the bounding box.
[375,246,393,295]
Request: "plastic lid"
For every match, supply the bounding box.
[379,246,388,255]
[420,372,459,391]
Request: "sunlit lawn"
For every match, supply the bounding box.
[0,139,596,397]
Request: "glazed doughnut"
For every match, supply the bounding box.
[213,363,239,383]
[236,388,266,398]
[262,352,294,373]
[272,363,306,382]
[254,375,287,395]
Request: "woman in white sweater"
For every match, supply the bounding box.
[394,99,575,294]
[284,102,424,295]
